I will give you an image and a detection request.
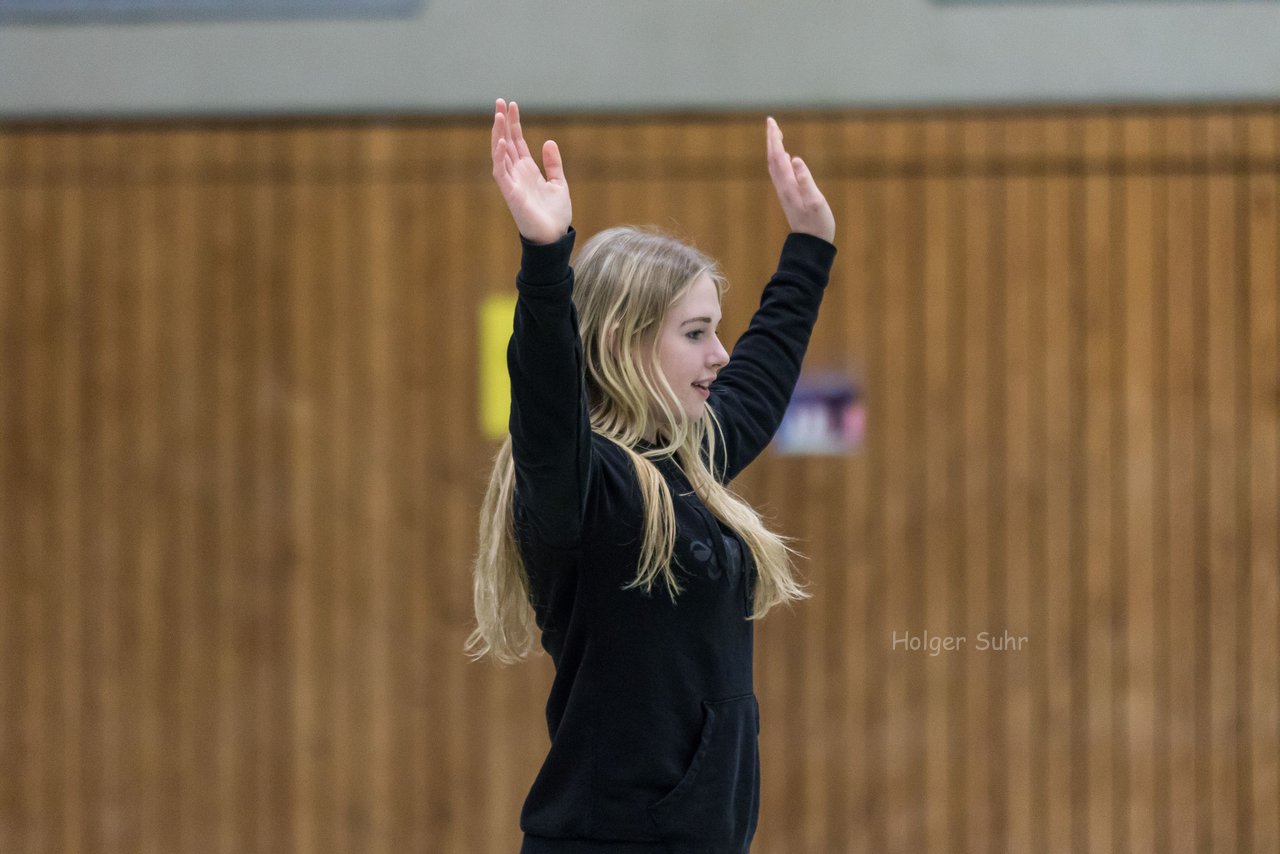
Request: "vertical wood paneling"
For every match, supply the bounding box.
[44,132,76,854]
[166,128,200,854]
[132,129,163,854]
[1206,111,1243,854]
[9,133,26,854]
[24,130,43,854]
[221,127,255,854]
[835,114,873,854]
[398,155,428,854]
[2,106,1278,854]
[1041,114,1077,854]
[959,115,995,854]
[284,126,318,854]
[21,130,52,854]
[0,133,14,854]
[880,115,920,854]
[1122,114,1159,854]
[1147,113,1174,854]
[860,116,889,854]
[255,126,295,854]
[1002,115,1036,854]
[1161,111,1198,854]
[1244,111,1280,854]
[1082,113,1118,854]
[92,130,124,854]
[920,116,952,854]
[438,124,478,854]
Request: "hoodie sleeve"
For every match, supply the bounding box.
[507,228,594,549]
[706,232,837,483]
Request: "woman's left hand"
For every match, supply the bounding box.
[765,116,836,244]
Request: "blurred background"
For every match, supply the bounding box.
[1,1,1277,852]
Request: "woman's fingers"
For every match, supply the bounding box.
[492,138,513,189]
[492,108,516,166]
[792,156,814,191]
[488,98,574,243]
[542,139,565,184]
[764,116,835,242]
[491,103,501,156]
[495,99,520,164]
[492,99,565,190]
[766,116,802,200]
[767,120,817,201]
[509,100,533,160]
[492,101,536,193]
[491,109,516,194]
[765,117,789,184]
[766,116,783,155]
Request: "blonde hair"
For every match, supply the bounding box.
[467,226,809,664]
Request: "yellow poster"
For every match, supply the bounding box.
[479,294,516,439]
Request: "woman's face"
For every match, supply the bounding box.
[653,273,730,421]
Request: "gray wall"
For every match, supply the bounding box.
[1,0,1277,118]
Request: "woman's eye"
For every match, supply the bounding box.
[686,330,704,341]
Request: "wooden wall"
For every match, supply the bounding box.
[0,106,1276,853]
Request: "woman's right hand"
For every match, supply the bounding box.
[491,99,572,245]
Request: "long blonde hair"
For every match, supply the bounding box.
[468,226,809,664]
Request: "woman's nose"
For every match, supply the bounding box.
[710,338,729,369]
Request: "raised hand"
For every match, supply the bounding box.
[491,99,572,245]
[765,117,836,244]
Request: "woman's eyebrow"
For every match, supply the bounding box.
[681,316,715,326]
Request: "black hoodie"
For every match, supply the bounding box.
[508,228,836,854]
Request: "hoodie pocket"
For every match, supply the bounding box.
[647,693,760,844]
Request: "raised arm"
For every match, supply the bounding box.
[707,118,838,481]
[493,100,592,548]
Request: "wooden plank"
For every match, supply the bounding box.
[960,114,995,854]
[835,116,875,852]
[280,124,310,854]
[1244,107,1280,854]
[294,123,339,854]
[268,125,292,854]
[921,114,957,854]
[399,146,434,854]
[244,125,294,854]
[846,116,889,854]
[41,128,85,854]
[16,129,41,854]
[0,128,16,854]
[79,129,115,854]
[1162,112,1200,854]
[1082,113,1116,854]
[1121,113,1159,853]
[361,129,395,854]
[143,125,185,854]
[1204,112,1241,854]
[1041,113,1078,854]
[439,122,487,854]
[879,115,926,854]
[14,130,48,854]
[1146,111,1172,854]
[1002,122,1037,854]
[128,126,166,854]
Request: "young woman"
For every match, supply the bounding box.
[471,99,837,854]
